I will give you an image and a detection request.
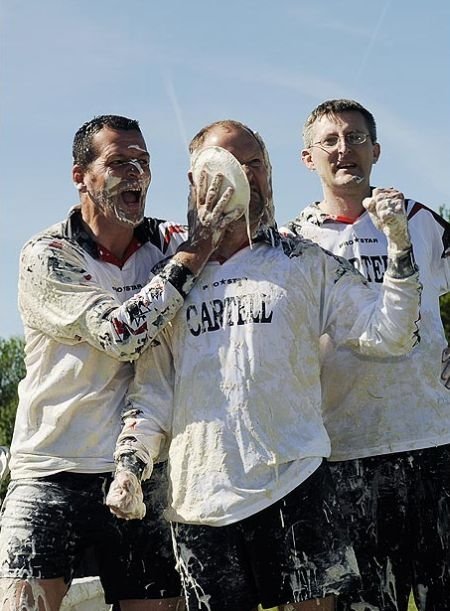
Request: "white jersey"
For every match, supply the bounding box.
[286,199,450,461]
[124,239,420,526]
[10,206,188,479]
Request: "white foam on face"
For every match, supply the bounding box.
[103,173,146,226]
[127,144,147,153]
[127,159,145,175]
[104,174,122,193]
[191,146,252,244]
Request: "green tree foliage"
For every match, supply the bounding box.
[0,336,25,445]
[0,336,25,500]
[440,294,450,341]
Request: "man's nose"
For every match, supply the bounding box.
[336,137,351,153]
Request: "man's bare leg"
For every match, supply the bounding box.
[0,577,68,611]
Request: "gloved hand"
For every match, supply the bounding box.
[187,170,243,249]
[363,187,411,255]
[106,468,146,520]
[106,452,150,520]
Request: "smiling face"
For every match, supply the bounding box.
[73,127,151,227]
[302,110,380,196]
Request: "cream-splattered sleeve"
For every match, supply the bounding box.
[114,328,175,476]
[319,249,421,357]
[19,236,194,361]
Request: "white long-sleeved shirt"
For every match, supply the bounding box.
[10,207,189,478]
[122,239,421,526]
[286,199,450,460]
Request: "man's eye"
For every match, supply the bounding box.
[245,159,262,168]
[322,137,339,147]
[109,158,150,168]
[346,133,367,145]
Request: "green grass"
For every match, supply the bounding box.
[409,592,418,610]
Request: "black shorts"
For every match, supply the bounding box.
[0,463,181,604]
[172,461,360,611]
[330,444,450,611]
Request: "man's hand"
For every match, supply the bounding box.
[174,170,244,275]
[363,188,411,254]
[105,470,146,520]
[188,170,243,249]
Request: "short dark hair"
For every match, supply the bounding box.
[72,114,142,167]
[303,99,377,147]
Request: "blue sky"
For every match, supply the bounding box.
[1,0,449,337]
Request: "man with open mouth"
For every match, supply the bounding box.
[0,114,236,611]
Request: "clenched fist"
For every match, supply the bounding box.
[106,470,146,520]
[363,187,411,254]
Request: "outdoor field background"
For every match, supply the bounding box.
[0,3,446,610]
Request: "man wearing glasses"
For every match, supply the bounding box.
[285,98,450,611]
[106,118,422,611]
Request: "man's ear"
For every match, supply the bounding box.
[373,142,381,165]
[301,148,315,171]
[72,164,87,192]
